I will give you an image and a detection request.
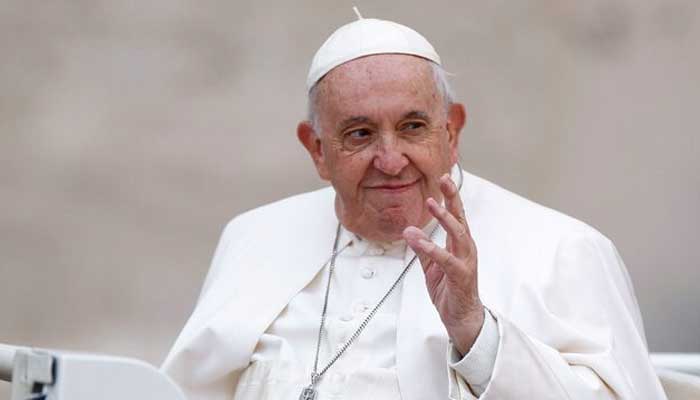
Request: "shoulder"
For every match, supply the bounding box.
[197,185,337,299]
[461,170,608,247]
[464,172,642,327]
[462,170,625,291]
[221,185,336,240]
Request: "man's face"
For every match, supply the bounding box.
[298,54,465,242]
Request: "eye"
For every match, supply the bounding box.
[401,121,426,131]
[342,128,373,150]
[348,129,371,139]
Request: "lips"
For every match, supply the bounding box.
[366,179,419,192]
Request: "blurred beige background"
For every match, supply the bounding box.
[1,0,698,395]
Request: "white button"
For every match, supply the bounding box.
[339,314,353,322]
[361,267,375,279]
[354,303,371,314]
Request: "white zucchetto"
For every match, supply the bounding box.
[306,11,442,92]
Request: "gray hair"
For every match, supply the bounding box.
[307,60,455,132]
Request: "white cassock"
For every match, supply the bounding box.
[161,169,667,399]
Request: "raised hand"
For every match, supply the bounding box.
[403,173,484,355]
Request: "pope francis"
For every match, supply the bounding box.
[162,13,667,400]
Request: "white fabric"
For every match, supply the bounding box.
[306,17,441,91]
[449,308,499,396]
[232,222,498,400]
[161,170,667,400]
[234,229,405,399]
[656,369,700,400]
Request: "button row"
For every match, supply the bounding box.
[338,302,372,322]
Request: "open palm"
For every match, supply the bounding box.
[403,174,484,355]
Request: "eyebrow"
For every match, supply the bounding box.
[336,110,432,131]
[402,110,431,122]
[337,116,372,131]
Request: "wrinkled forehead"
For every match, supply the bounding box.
[314,54,441,122]
[318,54,435,97]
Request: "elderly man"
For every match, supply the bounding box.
[162,15,666,400]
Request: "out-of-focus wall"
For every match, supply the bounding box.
[1,0,698,395]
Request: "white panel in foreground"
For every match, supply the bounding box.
[46,351,186,400]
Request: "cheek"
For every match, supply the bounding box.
[408,139,453,196]
[431,134,455,169]
[410,138,449,173]
[331,151,374,192]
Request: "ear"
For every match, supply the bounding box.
[446,103,466,165]
[297,121,331,181]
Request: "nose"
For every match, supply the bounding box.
[372,135,409,176]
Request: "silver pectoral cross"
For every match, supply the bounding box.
[299,385,316,400]
[300,373,320,400]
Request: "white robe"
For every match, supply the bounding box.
[230,223,498,399]
[161,170,667,400]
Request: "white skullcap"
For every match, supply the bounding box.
[306,10,442,92]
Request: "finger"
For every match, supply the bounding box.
[426,197,470,259]
[403,226,463,278]
[402,226,433,272]
[439,173,471,236]
[403,226,446,302]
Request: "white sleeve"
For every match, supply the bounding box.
[447,307,499,397]
[447,232,666,400]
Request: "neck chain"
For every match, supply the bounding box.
[299,223,439,400]
[299,167,463,400]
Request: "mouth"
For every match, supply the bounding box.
[366,178,420,193]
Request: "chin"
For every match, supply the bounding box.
[376,207,421,239]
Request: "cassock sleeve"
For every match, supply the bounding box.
[448,231,666,399]
[447,307,499,397]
